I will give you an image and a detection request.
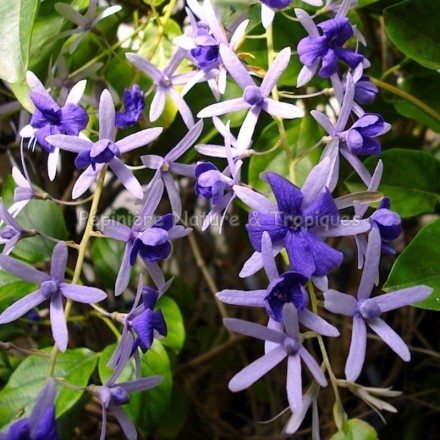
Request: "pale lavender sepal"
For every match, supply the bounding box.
[72,165,100,199]
[0,290,44,324]
[99,90,115,141]
[299,309,339,337]
[60,283,107,303]
[219,44,254,90]
[115,245,132,296]
[46,134,92,153]
[223,318,286,343]
[261,231,279,281]
[287,354,302,411]
[118,376,164,393]
[100,220,131,241]
[261,4,275,30]
[125,53,162,82]
[139,180,165,221]
[336,74,356,132]
[144,261,165,288]
[50,242,68,281]
[294,8,320,37]
[233,185,277,213]
[197,98,249,118]
[167,120,203,162]
[228,345,287,392]
[216,289,266,307]
[310,110,335,136]
[297,62,319,88]
[116,128,163,154]
[318,219,371,238]
[323,290,357,316]
[141,155,163,169]
[357,227,381,300]
[109,158,143,199]
[301,158,331,207]
[150,87,166,122]
[168,88,195,128]
[169,163,196,177]
[111,406,137,440]
[299,346,327,387]
[0,254,49,284]
[162,172,182,217]
[262,99,304,119]
[47,148,60,181]
[374,286,433,312]
[283,303,300,340]
[236,105,261,150]
[367,318,410,361]
[345,315,367,382]
[65,80,87,105]
[261,48,291,96]
[50,292,68,351]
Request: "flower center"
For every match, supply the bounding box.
[283,336,301,355]
[110,386,130,406]
[284,215,304,231]
[358,299,381,319]
[243,86,263,105]
[41,280,58,299]
[0,226,17,240]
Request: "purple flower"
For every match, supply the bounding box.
[0,242,107,351]
[108,276,171,377]
[0,203,26,255]
[115,84,145,128]
[99,180,191,295]
[295,9,364,86]
[194,162,231,205]
[346,113,385,156]
[234,158,371,278]
[217,231,339,337]
[198,44,304,150]
[370,198,401,252]
[0,379,58,440]
[126,49,195,128]
[224,303,327,411]
[354,75,378,105]
[19,72,88,181]
[141,120,203,217]
[47,89,163,199]
[90,370,163,440]
[324,227,432,382]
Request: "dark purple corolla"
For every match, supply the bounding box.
[20,72,88,181]
[324,227,432,382]
[346,113,385,156]
[194,162,232,206]
[0,242,107,351]
[115,84,145,128]
[354,76,378,105]
[370,198,401,253]
[0,379,58,440]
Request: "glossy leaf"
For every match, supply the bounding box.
[384,0,440,70]
[0,0,39,83]
[156,295,186,353]
[345,149,440,218]
[384,219,440,310]
[0,348,98,428]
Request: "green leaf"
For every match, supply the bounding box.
[384,0,440,70]
[12,200,67,263]
[345,149,440,218]
[330,419,378,440]
[99,340,172,434]
[0,280,37,311]
[0,0,39,83]
[391,74,440,132]
[0,348,98,428]
[156,295,185,353]
[248,116,322,192]
[383,219,440,310]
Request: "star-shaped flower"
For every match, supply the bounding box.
[197,44,304,150]
[0,242,107,351]
[324,227,432,382]
[47,89,163,199]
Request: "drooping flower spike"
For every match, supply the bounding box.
[0,378,58,440]
[224,303,328,412]
[126,49,196,128]
[47,89,163,199]
[20,71,89,181]
[0,242,107,351]
[198,44,304,150]
[324,227,432,382]
[141,120,203,218]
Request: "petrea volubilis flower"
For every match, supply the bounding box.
[224,303,327,412]
[295,9,364,86]
[99,180,191,294]
[47,89,163,199]
[0,203,27,255]
[198,44,304,150]
[234,158,371,279]
[89,370,163,440]
[324,227,432,382]
[20,72,88,181]
[141,120,203,217]
[126,49,195,128]
[115,84,145,129]
[0,379,58,440]
[217,232,339,337]
[0,242,107,351]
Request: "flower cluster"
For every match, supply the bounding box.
[0,0,434,438]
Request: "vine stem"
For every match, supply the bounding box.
[265,25,296,183]
[307,281,347,428]
[47,166,108,377]
[370,77,440,124]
